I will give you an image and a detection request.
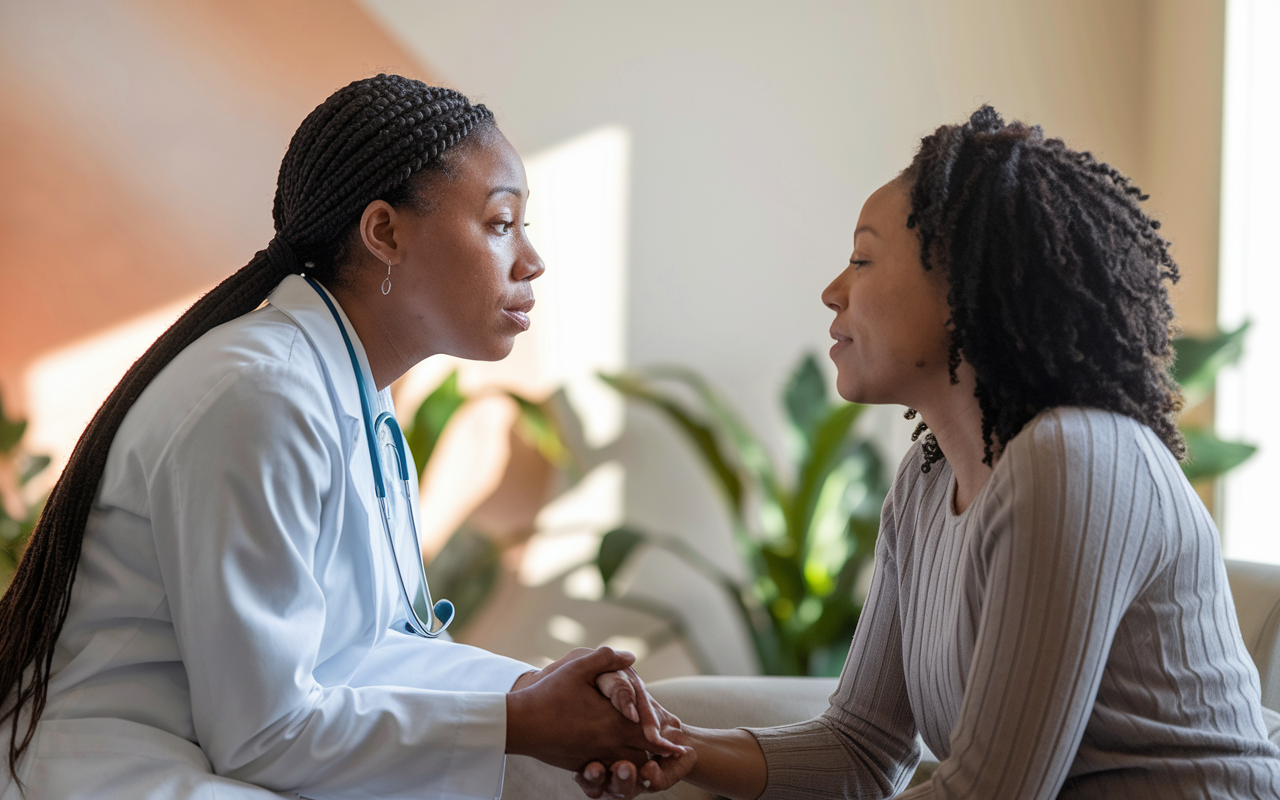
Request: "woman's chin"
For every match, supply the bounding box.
[835,376,894,406]
[834,375,866,404]
[453,336,517,363]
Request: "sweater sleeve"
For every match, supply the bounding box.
[745,459,922,800]
[903,408,1166,799]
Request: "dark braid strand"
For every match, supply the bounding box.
[0,74,496,785]
[902,106,1183,468]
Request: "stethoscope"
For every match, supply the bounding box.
[305,277,455,638]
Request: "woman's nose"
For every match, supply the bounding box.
[516,237,546,282]
[821,272,846,312]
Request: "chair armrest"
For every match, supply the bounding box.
[647,675,839,729]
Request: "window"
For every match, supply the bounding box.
[1216,0,1280,562]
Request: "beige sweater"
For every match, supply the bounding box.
[748,407,1280,798]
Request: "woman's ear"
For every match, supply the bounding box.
[359,199,399,265]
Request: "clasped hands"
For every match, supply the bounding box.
[506,646,697,797]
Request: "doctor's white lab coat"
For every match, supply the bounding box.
[2,275,533,800]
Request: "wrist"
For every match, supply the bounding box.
[510,668,540,692]
[683,726,767,800]
[505,686,532,757]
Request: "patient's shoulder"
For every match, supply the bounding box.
[1005,406,1177,483]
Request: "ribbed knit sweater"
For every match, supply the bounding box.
[748,407,1280,798]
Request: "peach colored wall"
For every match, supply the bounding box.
[0,0,433,411]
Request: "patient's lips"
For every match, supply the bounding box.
[829,325,851,358]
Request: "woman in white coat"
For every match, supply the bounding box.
[0,75,681,800]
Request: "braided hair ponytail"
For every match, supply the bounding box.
[0,74,495,782]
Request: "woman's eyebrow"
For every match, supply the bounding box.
[854,224,879,238]
[487,186,525,199]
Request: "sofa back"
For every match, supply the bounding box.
[1226,559,1280,712]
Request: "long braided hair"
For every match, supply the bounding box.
[904,105,1184,469]
[0,74,495,781]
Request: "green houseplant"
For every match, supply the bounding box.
[1172,322,1256,482]
[0,392,51,588]
[591,328,1257,677]
[595,355,887,676]
[402,372,574,632]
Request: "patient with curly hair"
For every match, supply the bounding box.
[576,107,1280,799]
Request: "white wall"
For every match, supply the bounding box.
[362,0,1207,674]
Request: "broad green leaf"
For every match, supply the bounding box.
[508,394,573,472]
[761,545,805,606]
[795,593,859,651]
[783,354,829,454]
[1173,322,1249,408]
[1181,427,1257,483]
[597,527,649,587]
[404,372,465,479]
[0,405,25,456]
[423,526,501,633]
[805,451,878,577]
[600,373,745,515]
[19,454,51,486]
[787,403,864,551]
[635,366,786,513]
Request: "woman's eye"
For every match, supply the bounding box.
[850,259,870,269]
[493,220,515,234]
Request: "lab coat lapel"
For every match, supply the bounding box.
[266,274,373,428]
[267,274,403,636]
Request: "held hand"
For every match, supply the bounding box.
[573,697,696,798]
[595,666,684,756]
[511,647,685,758]
[506,647,659,771]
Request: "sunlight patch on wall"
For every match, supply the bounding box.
[403,125,633,583]
[22,290,207,487]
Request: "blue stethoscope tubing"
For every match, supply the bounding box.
[305,277,454,638]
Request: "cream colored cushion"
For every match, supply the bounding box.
[502,561,1280,799]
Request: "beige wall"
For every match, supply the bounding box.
[1138,0,1225,341]
[366,0,1228,674]
[0,1,1227,677]
[1137,0,1226,509]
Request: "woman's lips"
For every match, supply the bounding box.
[829,327,851,358]
[503,299,535,331]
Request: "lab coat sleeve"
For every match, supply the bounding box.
[148,361,511,800]
[349,632,534,694]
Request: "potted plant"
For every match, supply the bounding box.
[596,355,887,676]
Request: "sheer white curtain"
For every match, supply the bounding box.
[1217,0,1280,562]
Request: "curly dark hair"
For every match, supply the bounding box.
[903,105,1184,469]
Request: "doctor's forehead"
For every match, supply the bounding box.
[449,131,528,201]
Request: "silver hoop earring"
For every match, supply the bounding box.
[382,261,393,296]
